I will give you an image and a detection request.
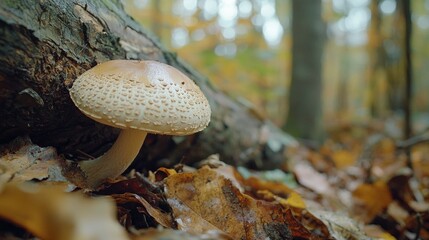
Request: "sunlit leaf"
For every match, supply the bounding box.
[0,183,128,240]
[352,181,392,222]
[164,166,325,239]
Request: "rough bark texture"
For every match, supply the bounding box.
[0,0,296,169]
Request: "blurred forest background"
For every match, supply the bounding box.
[122,0,428,141]
[0,1,428,238]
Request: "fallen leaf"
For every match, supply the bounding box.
[209,165,245,192]
[310,210,370,240]
[164,166,326,239]
[96,177,172,229]
[0,137,67,184]
[237,167,298,188]
[110,193,174,228]
[352,181,392,222]
[331,150,356,169]
[409,200,429,212]
[244,176,295,199]
[97,177,165,208]
[294,163,335,195]
[255,189,306,209]
[363,225,396,240]
[387,201,409,225]
[0,182,128,240]
[153,167,177,181]
[283,191,307,209]
[130,228,232,240]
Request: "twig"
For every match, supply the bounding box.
[396,131,429,149]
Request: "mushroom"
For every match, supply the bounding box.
[69,60,211,188]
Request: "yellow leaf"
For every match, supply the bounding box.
[379,232,396,240]
[352,181,392,222]
[0,183,128,240]
[332,150,357,169]
[284,191,306,209]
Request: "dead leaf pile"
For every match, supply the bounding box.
[1,121,428,240]
[290,122,429,239]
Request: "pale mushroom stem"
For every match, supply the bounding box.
[78,129,147,188]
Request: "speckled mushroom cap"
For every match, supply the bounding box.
[69,60,211,135]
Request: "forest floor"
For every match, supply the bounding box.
[0,119,428,240]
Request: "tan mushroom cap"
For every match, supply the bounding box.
[70,60,211,135]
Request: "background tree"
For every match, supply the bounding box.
[367,0,387,117]
[284,0,325,142]
[402,0,413,165]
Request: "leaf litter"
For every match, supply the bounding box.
[0,121,429,239]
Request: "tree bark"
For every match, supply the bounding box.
[0,0,296,169]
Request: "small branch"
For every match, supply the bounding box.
[396,131,429,149]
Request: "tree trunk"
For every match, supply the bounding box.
[385,0,406,113]
[367,0,387,117]
[284,0,325,142]
[0,0,296,170]
[402,0,413,166]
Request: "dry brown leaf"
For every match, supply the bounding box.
[310,210,370,240]
[164,166,325,240]
[211,165,245,191]
[130,228,232,240]
[0,182,128,240]
[294,163,335,195]
[352,181,392,222]
[95,177,172,229]
[243,176,294,198]
[0,137,67,184]
[363,225,396,240]
[110,193,174,228]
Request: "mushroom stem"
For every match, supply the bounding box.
[78,129,147,188]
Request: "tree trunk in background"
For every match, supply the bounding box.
[383,0,405,113]
[337,45,350,116]
[0,0,297,170]
[402,0,413,165]
[385,0,406,113]
[367,0,387,117]
[284,0,324,142]
[368,0,409,117]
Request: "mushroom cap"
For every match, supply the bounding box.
[69,60,211,135]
